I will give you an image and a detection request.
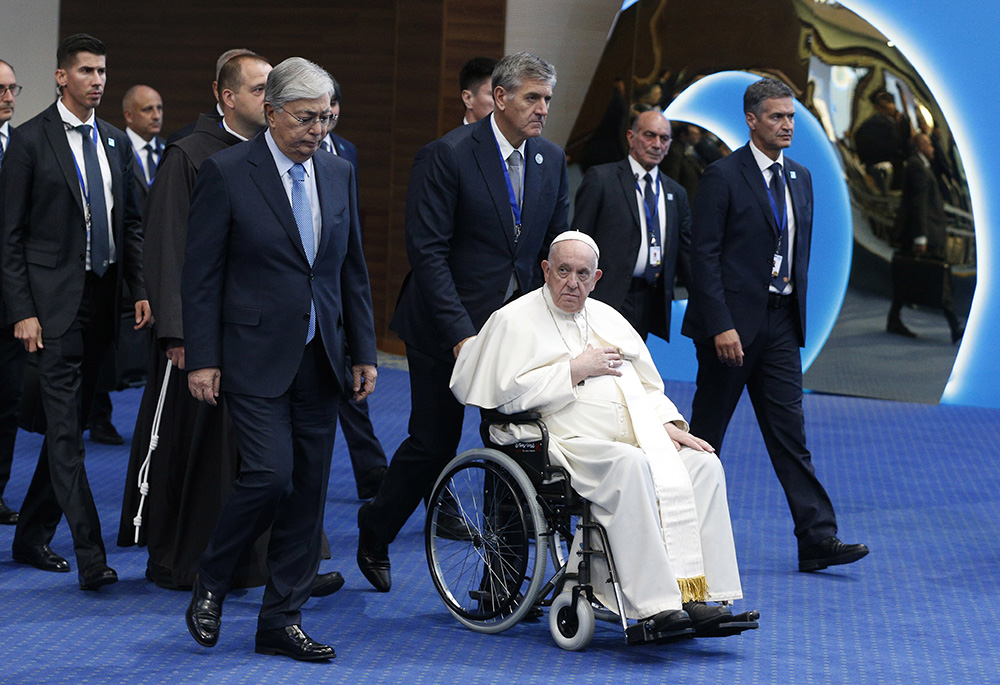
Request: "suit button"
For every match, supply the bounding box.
[303,314,310,321]
[497,290,505,296]
[310,273,315,281]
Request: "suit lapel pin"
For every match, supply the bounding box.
[108,138,116,147]
[535,153,543,165]
[667,193,674,201]
[789,170,796,179]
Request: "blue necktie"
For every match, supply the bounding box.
[321,139,332,153]
[0,134,5,170]
[78,124,110,277]
[289,163,316,344]
[769,162,789,291]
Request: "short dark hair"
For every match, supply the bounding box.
[460,57,498,92]
[217,54,269,95]
[330,75,342,104]
[743,77,794,116]
[57,33,106,70]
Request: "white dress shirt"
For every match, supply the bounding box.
[126,126,160,184]
[749,140,795,295]
[627,154,668,278]
[57,98,115,270]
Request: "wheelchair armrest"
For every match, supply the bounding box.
[480,408,542,425]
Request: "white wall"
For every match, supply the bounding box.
[504,0,621,147]
[0,0,60,123]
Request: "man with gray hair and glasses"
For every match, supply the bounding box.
[357,51,569,592]
[182,57,377,661]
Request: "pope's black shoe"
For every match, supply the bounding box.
[644,609,692,633]
[12,544,70,572]
[357,502,391,592]
[186,576,223,647]
[255,624,335,661]
[79,564,118,590]
[310,571,345,597]
[683,601,733,633]
[799,536,870,572]
[0,498,18,525]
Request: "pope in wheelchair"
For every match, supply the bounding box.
[445,231,757,646]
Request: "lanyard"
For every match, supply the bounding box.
[494,137,522,238]
[633,173,661,243]
[764,168,787,246]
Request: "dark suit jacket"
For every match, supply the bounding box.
[893,152,947,257]
[390,116,570,360]
[1,102,145,338]
[572,158,691,341]
[182,132,377,398]
[130,133,166,210]
[327,133,358,171]
[682,142,813,348]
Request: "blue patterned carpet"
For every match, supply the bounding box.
[1,366,998,684]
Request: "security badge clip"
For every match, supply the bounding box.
[771,253,783,278]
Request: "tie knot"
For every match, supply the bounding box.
[76,124,93,137]
[643,172,653,185]
[144,142,154,152]
[508,149,523,167]
[770,162,782,176]
[289,163,306,182]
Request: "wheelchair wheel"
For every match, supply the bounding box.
[426,448,548,634]
[549,591,595,651]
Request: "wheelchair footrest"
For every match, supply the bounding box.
[625,622,695,645]
[695,610,760,638]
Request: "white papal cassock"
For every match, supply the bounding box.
[450,286,742,619]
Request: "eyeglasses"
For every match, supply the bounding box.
[280,108,336,128]
[0,85,22,97]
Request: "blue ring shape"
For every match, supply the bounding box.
[645,71,852,382]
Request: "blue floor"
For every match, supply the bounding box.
[1,366,998,683]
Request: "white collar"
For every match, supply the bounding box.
[57,97,95,129]
[126,126,156,151]
[490,111,526,161]
[627,154,658,182]
[749,139,785,172]
[221,116,248,142]
[0,121,9,139]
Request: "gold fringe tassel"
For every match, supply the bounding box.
[677,575,709,603]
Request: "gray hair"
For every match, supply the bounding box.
[264,57,334,111]
[743,77,794,116]
[492,52,556,95]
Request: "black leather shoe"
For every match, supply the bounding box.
[357,503,391,592]
[255,624,335,661]
[310,571,345,597]
[12,544,70,572]
[186,576,224,647]
[89,420,124,445]
[887,318,916,338]
[682,601,733,633]
[79,564,118,590]
[0,498,18,525]
[644,609,692,633]
[799,536,869,572]
[357,466,386,500]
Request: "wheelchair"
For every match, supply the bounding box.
[424,410,758,651]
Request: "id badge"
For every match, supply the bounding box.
[649,245,662,267]
[771,253,783,278]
